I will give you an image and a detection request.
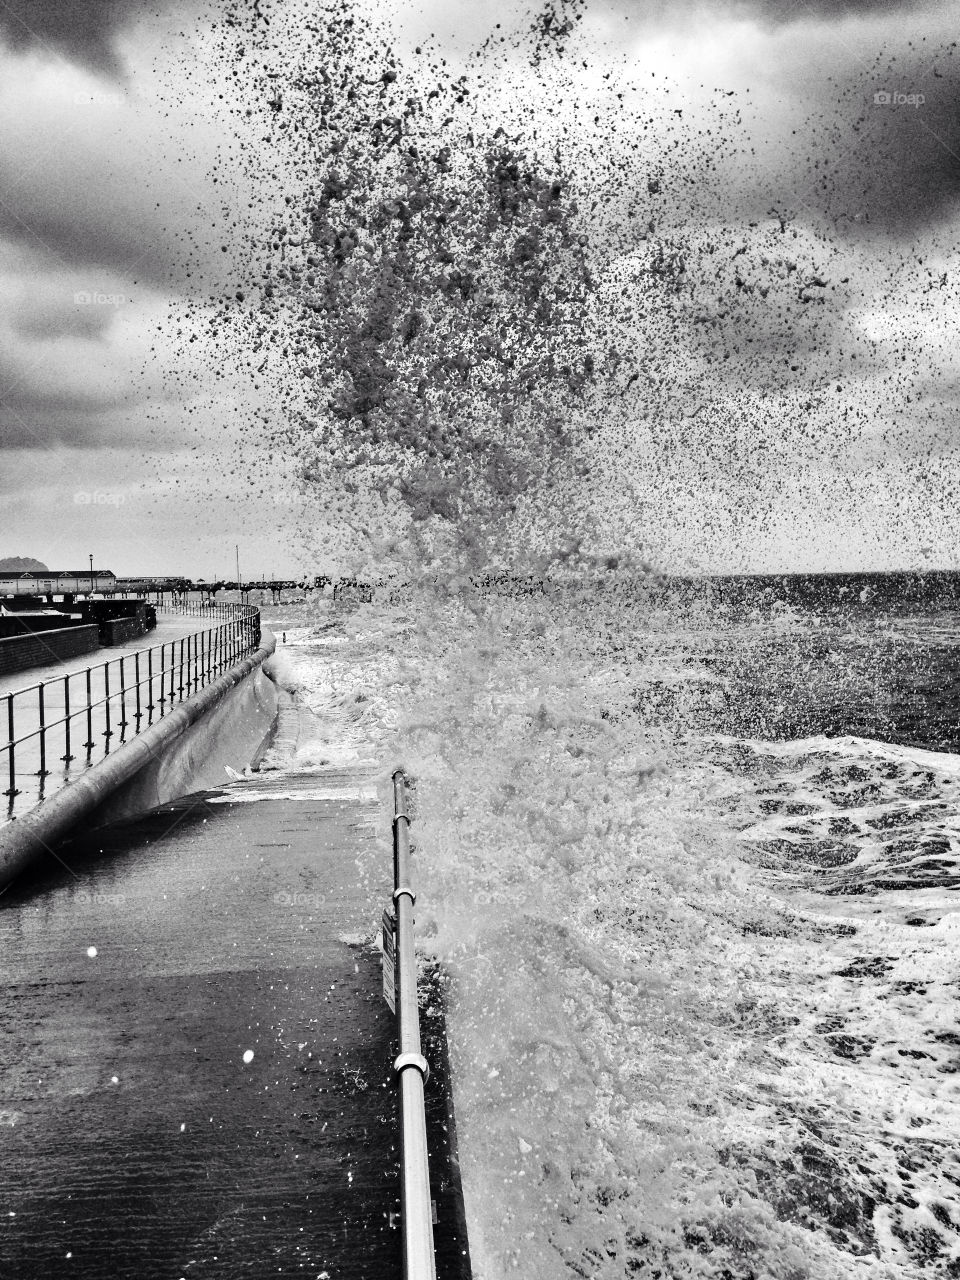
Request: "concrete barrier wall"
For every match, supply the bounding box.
[93,661,278,827]
[0,635,278,889]
[98,616,141,646]
[0,624,100,677]
[0,615,83,638]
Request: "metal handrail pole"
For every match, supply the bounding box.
[147,647,155,723]
[134,652,142,726]
[103,662,112,748]
[37,683,47,779]
[119,656,127,739]
[84,667,94,753]
[168,643,175,709]
[62,675,73,763]
[178,638,185,702]
[5,694,18,802]
[391,770,437,1280]
[158,644,166,714]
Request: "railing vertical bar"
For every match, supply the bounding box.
[37,683,47,781]
[85,667,93,753]
[103,662,112,749]
[5,694,18,804]
[62,675,73,764]
[119,655,127,739]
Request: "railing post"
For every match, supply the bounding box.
[147,646,155,723]
[119,655,128,740]
[84,667,94,753]
[61,674,74,763]
[37,683,49,779]
[158,643,167,715]
[4,694,19,804]
[391,770,437,1280]
[134,651,142,726]
[103,662,112,748]
[178,638,185,702]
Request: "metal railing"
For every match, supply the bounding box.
[388,770,438,1280]
[158,600,252,619]
[2,605,261,818]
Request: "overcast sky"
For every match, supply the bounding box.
[0,0,957,575]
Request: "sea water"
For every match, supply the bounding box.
[260,573,960,1279]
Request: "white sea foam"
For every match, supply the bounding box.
[259,595,960,1278]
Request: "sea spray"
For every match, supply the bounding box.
[270,586,931,1277]
[192,2,960,1274]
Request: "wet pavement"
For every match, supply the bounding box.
[0,765,470,1279]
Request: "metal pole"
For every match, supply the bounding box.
[103,662,112,748]
[134,651,142,726]
[5,694,19,803]
[119,655,127,740]
[62,674,73,763]
[391,770,437,1280]
[84,667,94,753]
[37,683,48,779]
[147,647,155,723]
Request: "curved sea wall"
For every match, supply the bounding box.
[0,634,279,889]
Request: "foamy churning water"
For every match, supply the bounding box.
[198,3,960,1275]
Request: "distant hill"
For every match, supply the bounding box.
[0,557,49,572]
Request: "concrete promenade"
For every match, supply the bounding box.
[0,761,470,1278]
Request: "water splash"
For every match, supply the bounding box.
[190,3,960,1275]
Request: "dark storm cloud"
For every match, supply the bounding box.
[0,401,193,449]
[740,0,927,17]
[0,0,180,74]
[758,48,960,236]
[600,0,929,19]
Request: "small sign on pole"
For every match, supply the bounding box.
[381,907,396,1014]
